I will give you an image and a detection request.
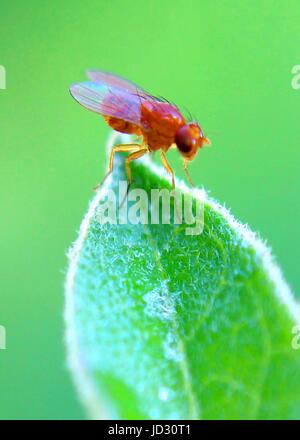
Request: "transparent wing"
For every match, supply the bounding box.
[86,70,147,95]
[85,71,178,114]
[69,81,143,125]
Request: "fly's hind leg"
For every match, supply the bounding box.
[160,151,175,190]
[93,143,142,191]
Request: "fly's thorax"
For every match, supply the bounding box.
[140,100,185,151]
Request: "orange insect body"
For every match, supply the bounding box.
[140,101,185,152]
[104,115,141,136]
[70,71,210,188]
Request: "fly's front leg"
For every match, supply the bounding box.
[160,150,183,222]
[93,143,142,191]
[183,159,194,187]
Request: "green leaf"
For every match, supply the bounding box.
[65,136,300,420]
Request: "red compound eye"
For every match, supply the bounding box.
[175,125,197,154]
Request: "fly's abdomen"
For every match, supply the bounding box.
[105,116,142,135]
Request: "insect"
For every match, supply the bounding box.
[70,70,210,190]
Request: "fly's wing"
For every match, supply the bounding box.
[86,72,182,118]
[69,81,143,125]
[86,70,147,95]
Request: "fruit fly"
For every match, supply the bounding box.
[70,71,210,190]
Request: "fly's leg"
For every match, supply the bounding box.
[160,151,175,190]
[118,147,149,208]
[93,143,142,191]
[183,159,194,187]
[160,151,183,222]
[125,147,149,185]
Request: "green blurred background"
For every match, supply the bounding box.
[0,0,299,419]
